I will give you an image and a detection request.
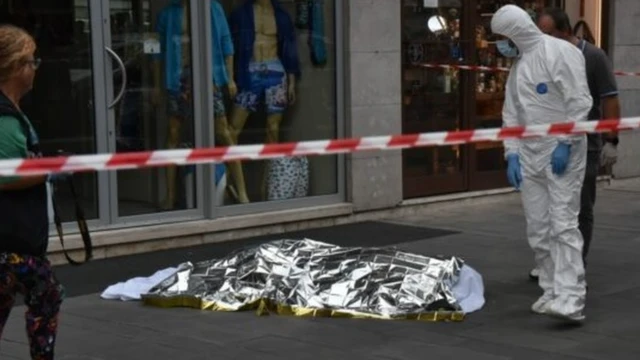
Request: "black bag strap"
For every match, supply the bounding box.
[50,169,93,266]
[51,175,92,265]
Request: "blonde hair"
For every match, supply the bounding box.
[0,25,36,83]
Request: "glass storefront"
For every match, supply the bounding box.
[401,0,548,198]
[0,0,341,230]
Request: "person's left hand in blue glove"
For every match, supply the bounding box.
[506,153,522,190]
[551,141,571,175]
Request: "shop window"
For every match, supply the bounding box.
[214,0,338,206]
[111,0,339,215]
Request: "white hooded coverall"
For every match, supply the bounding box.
[491,5,593,318]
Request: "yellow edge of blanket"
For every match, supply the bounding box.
[141,296,466,322]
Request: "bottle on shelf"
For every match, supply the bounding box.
[489,76,497,93]
[477,73,486,93]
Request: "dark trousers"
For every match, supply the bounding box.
[0,253,64,360]
[579,151,600,265]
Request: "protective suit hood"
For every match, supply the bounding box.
[491,5,543,54]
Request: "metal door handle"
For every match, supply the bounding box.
[105,47,127,109]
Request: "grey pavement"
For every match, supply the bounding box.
[3,179,640,359]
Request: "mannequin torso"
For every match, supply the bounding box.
[253,0,278,62]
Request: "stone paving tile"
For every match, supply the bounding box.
[458,338,590,360]
[355,338,511,360]
[0,339,26,360]
[238,335,371,360]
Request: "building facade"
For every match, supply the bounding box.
[0,0,636,263]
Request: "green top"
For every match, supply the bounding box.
[0,115,32,185]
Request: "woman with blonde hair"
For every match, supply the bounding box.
[0,24,64,359]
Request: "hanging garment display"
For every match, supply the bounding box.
[294,0,327,66]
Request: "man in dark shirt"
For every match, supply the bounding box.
[529,8,621,280]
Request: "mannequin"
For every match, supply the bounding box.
[153,0,249,208]
[228,0,301,199]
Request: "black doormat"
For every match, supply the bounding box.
[54,221,458,298]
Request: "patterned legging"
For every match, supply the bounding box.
[0,253,64,360]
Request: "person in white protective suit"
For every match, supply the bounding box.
[491,5,593,322]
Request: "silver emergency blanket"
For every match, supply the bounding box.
[142,239,466,321]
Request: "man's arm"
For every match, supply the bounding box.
[602,96,621,144]
[0,116,46,191]
[593,49,621,142]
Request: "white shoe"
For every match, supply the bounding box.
[529,267,539,281]
[531,293,553,314]
[545,301,586,323]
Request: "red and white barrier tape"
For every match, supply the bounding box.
[0,118,637,177]
[420,63,640,77]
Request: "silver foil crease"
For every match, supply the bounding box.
[142,239,465,320]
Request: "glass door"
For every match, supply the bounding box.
[401,0,469,198]
[99,0,201,222]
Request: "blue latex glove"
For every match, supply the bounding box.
[551,142,572,175]
[506,154,522,190]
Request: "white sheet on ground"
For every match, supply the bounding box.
[100,264,486,313]
[452,265,485,314]
[100,267,178,301]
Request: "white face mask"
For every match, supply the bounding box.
[496,39,519,58]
